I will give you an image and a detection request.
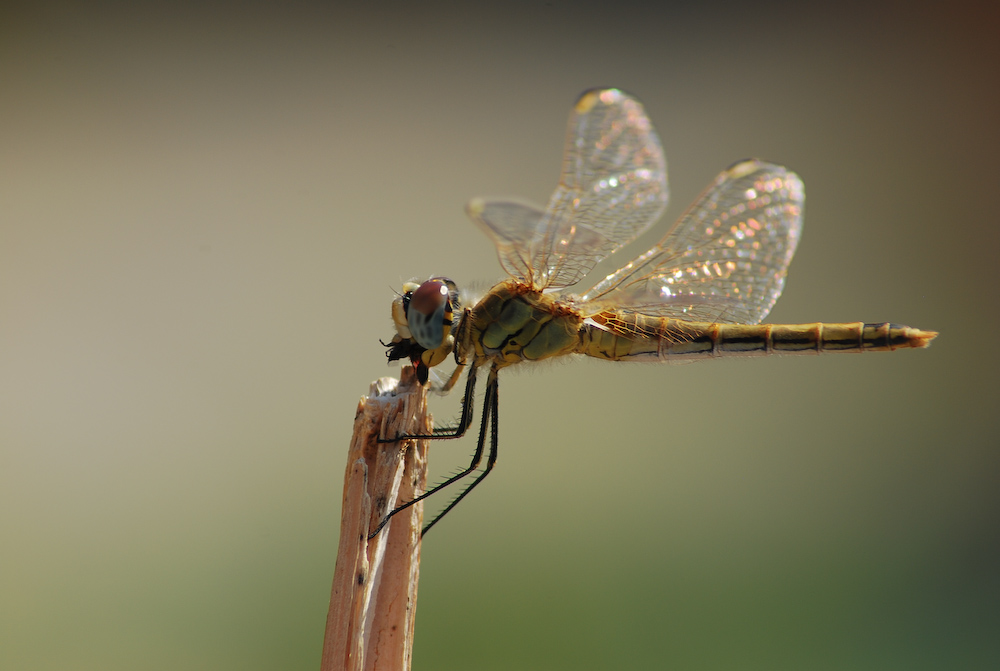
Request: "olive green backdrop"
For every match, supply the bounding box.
[2,2,997,670]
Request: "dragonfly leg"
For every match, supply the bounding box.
[368,366,497,540]
[430,359,466,395]
[420,366,499,537]
[451,308,471,367]
[377,361,478,444]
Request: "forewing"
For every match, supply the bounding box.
[579,160,804,325]
[467,88,668,289]
[466,198,546,284]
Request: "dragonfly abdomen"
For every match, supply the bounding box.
[718,321,938,356]
[579,312,937,362]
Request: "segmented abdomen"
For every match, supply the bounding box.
[578,312,937,362]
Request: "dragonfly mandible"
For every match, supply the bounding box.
[373,88,937,539]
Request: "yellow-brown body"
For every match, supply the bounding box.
[460,280,936,368]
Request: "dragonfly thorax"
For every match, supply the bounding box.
[467,280,584,366]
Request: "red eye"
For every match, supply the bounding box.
[410,280,449,316]
[407,280,450,349]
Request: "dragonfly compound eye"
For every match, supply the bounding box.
[407,279,451,349]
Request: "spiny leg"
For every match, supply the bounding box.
[431,360,475,438]
[431,359,466,395]
[367,363,486,540]
[377,361,477,444]
[421,365,500,537]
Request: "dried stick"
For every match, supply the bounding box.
[321,367,429,671]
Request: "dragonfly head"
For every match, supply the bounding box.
[385,277,460,384]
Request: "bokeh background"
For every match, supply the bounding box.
[2,2,998,670]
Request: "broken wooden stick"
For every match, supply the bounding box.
[321,367,429,671]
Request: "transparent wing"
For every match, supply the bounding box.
[465,198,546,285]
[467,88,668,290]
[578,160,804,325]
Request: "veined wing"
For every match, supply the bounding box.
[578,160,804,325]
[467,88,668,290]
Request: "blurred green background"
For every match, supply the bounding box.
[2,2,997,670]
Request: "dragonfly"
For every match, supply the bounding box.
[373,87,937,539]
